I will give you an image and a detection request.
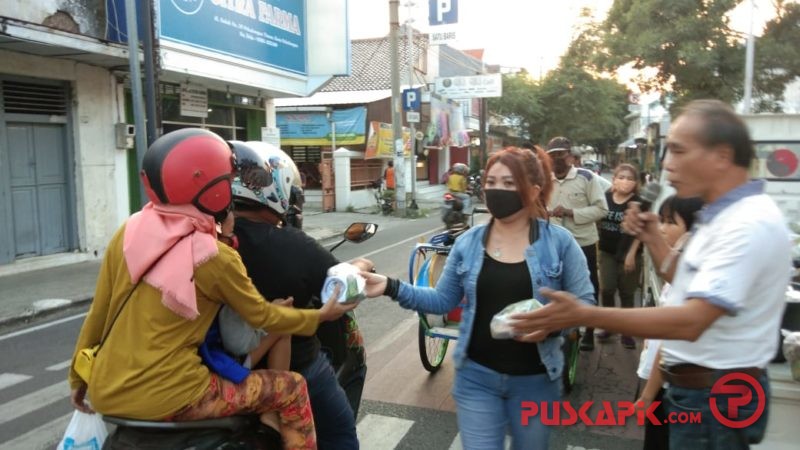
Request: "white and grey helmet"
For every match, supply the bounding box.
[230,141,296,216]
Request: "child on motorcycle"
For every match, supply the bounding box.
[220,141,373,449]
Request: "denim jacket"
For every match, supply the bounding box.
[396,219,596,380]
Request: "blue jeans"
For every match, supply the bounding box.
[300,352,359,450]
[665,372,770,450]
[451,359,560,450]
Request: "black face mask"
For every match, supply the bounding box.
[484,189,524,219]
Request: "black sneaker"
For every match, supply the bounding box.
[580,333,595,351]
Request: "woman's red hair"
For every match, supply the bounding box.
[484,146,553,218]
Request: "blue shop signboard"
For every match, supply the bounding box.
[159,0,307,75]
[277,107,367,146]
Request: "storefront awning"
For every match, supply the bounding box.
[0,18,130,68]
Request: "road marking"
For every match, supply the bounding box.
[0,411,73,450]
[0,313,87,342]
[357,414,415,450]
[0,373,31,391]
[46,360,72,371]
[356,227,444,259]
[0,380,69,426]
[449,433,512,450]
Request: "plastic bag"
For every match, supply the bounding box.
[781,329,800,382]
[321,263,366,305]
[57,410,108,450]
[490,298,543,339]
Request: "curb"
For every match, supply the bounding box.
[0,297,93,329]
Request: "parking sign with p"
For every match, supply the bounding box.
[402,88,420,111]
[429,0,458,26]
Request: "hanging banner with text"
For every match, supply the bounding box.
[277,107,367,146]
[435,74,503,99]
[365,122,411,159]
[159,0,307,75]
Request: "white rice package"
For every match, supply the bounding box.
[490,298,543,339]
[321,262,366,305]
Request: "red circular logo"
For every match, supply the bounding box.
[766,148,798,177]
[709,373,765,429]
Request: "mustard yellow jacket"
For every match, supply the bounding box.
[68,224,320,419]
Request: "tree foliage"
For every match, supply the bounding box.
[488,66,628,155]
[601,0,744,108]
[754,1,800,111]
[487,70,543,140]
[596,0,800,111]
[536,66,629,155]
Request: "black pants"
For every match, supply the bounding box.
[581,244,600,341]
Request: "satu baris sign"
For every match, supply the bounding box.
[160,0,306,74]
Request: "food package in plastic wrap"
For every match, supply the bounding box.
[321,263,366,305]
[490,298,543,339]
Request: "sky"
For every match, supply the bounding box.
[347,0,783,80]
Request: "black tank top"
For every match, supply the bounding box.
[467,252,546,375]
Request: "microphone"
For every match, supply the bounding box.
[638,182,662,213]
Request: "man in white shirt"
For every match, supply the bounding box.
[512,100,790,449]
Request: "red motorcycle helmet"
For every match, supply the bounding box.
[140,128,235,218]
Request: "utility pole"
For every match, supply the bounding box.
[405,1,418,210]
[479,60,488,169]
[125,0,148,207]
[390,0,406,215]
[743,0,756,114]
[140,0,158,146]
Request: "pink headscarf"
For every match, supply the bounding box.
[123,202,219,320]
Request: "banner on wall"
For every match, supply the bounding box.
[277,107,367,146]
[158,0,307,75]
[364,122,411,159]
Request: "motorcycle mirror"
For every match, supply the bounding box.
[330,223,379,253]
[344,222,378,243]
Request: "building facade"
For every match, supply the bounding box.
[0,0,350,271]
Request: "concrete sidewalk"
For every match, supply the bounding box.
[0,204,438,328]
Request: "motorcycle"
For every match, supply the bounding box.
[370,179,394,215]
[285,185,304,229]
[441,192,469,230]
[468,172,482,201]
[102,222,378,450]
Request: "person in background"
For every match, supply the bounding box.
[597,163,642,349]
[447,163,471,211]
[546,136,609,351]
[361,146,595,450]
[384,160,396,190]
[636,195,703,450]
[510,100,791,450]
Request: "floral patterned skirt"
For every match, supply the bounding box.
[169,370,316,450]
